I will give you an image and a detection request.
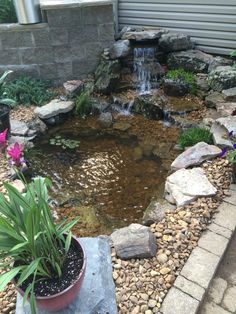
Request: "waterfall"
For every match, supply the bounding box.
[133,47,158,95]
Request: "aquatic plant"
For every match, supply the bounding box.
[178,127,213,149]
[49,135,80,150]
[75,91,92,117]
[165,68,197,94]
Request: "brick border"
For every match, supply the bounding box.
[160,184,236,314]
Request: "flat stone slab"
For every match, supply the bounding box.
[165,168,217,207]
[15,237,117,314]
[121,28,166,41]
[161,287,199,314]
[11,120,29,136]
[198,230,228,257]
[214,201,236,231]
[174,275,205,301]
[34,99,75,119]
[180,246,220,289]
[171,142,221,171]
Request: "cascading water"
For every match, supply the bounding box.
[133,47,161,95]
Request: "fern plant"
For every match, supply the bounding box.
[0,0,17,23]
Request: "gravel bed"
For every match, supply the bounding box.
[112,158,232,314]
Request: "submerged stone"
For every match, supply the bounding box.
[167,49,213,73]
[15,237,118,314]
[113,121,131,131]
[171,142,222,172]
[98,112,113,128]
[111,223,157,259]
[165,168,217,207]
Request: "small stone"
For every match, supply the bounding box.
[160,267,171,275]
[157,253,168,264]
[148,299,157,308]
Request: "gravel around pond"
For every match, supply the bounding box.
[112,158,232,314]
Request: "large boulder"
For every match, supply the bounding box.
[171,142,221,172]
[167,50,214,73]
[222,87,236,102]
[208,56,233,73]
[34,99,75,119]
[121,28,166,41]
[111,223,157,260]
[107,40,131,59]
[159,33,193,52]
[208,66,236,92]
[94,59,121,94]
[205,92,224,108]
[216,102,236,117]
[211,116,236,147]
[165,168,217,207]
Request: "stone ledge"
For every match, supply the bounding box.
[0,23,48,32]
[161,186,236,314]
[40,0,113,9]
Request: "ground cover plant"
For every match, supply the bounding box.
[178,127,213,149]
[75,91,93,117]
[165,68,197,94]
[4,76,55,106]
[0,0,17,23]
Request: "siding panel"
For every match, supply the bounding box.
[118,0,236,55]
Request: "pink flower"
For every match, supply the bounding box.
[0,129,8,151]
[7,143,24,167]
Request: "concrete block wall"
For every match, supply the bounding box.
[0,2,115,84]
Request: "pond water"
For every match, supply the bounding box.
[30,115,179,236]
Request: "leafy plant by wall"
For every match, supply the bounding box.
[3,76,55,106]
[0,0,17,23]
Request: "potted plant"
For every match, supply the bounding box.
[0,142,86,313]
[0,70,15,133]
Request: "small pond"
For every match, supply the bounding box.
[30,114,179,236]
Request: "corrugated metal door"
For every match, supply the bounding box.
[118,0,236,55]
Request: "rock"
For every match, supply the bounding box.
[122,28,166,41]
[208,56,233,73]
[152,142,173,159]
[222,87,236,102]
[165,168,217,207]
[98,112,113,128]
[90,97,110,113]
[159,33,193,52]
[133,146,143,161]
[163,79,191,96]
[164,96,202,114]
[34,99,75,119]
[167,50,214,73]
[111,223,157,259]
[94,59,121,94]
[107,40,131,59]
[133,95,164,120]
[10,120,29,136]
[196,73,210,92]
[63,80,84,96]
[211,116,236,147]
[160,267,171,275]
[142,199,176,226]
[113,121,131,131]
[205,92,224,108]
[171,142,221,171]
[208,66,236,92]
[157,253,168,264]
[15,237,118,314]
[28,117,47,135]
[216,102,236,117]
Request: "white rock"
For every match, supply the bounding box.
[211,116,236,147]
[171,142,221,171]
[11,120,29,136]
[34,99,75,119]
[165,168,217,207]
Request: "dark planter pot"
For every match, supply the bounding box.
[14,236,86,312]
[0,103,11,134]
[232,164,236,184]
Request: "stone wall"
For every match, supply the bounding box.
[0,1,115,84]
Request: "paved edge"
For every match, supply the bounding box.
[160,184,236,314]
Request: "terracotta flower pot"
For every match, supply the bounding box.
[0,103,10,134]
[14,236,86,312]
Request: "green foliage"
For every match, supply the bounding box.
[177,127,213,149]
[227,149,236,164]
[0,176,79,313]
[50,135,80,150]
[166,68,197,94]
[4,76,54,106]
[230,50,236,69]
[0,70,16,106]
[75,91,92,117]
[0,0,17,23]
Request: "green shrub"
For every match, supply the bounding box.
[230,50,236,69]
[0,0,17,23]
[75,91,92,117]
[166,68,197,94]
[177,127,213,149]
[4,76,54,106]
